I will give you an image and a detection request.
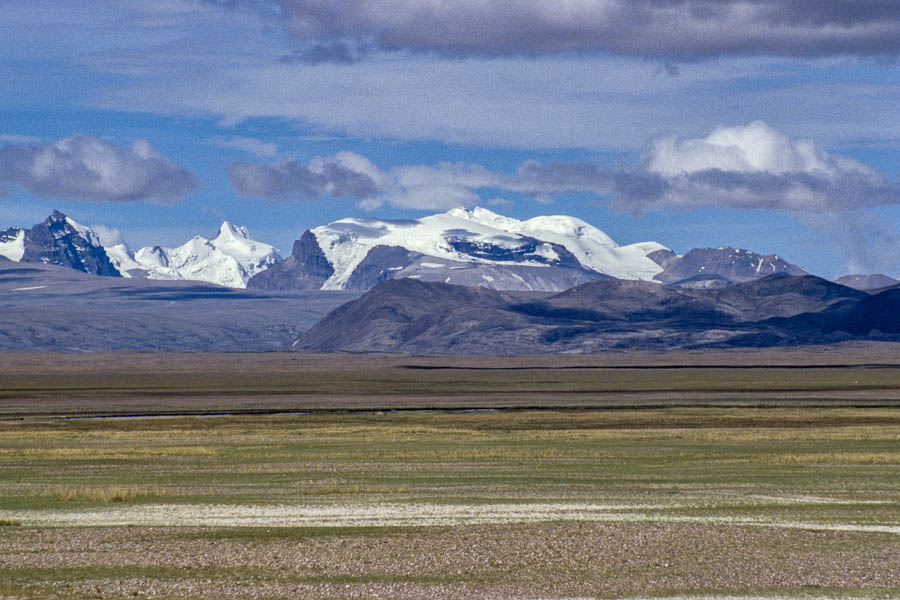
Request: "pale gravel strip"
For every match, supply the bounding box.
[618,597,900,600]
[737,494,892,505]
[2,502,661,528]
[4,502,900,534]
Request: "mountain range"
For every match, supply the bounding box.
[1,211,280,288]
[246,207,826,292]
[1,208,895,294]
[107,221,280,288]
[3,215,900,352]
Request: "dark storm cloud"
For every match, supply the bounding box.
[618,169,900,213]
[0,135,199,203]
[229,158,378,201]
[509,161,900,213]
[274,0,900,59]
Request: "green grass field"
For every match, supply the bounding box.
[1,350,899,599]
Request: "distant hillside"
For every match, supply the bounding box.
[834,274,899,291]
[0,260,356,352]
[295,274,883,354]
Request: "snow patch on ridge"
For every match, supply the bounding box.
[64,217,102,248]
[0,229,25,262]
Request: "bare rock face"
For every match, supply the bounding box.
[647,248,678,269]
[655,247,806,287]
[247,230,333,290]
[18,211,120,277]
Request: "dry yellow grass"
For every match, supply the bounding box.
[42,485,164,503]
[772,451,900,464]
[2,446,220,459]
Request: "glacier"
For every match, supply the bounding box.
[310,207,670,290]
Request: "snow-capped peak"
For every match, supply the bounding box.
[215,221,251,241]
[312,206,670,289]
[63,216,102,248]
[102,221,281,288]
[446,206,522,231]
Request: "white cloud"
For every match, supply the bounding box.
[89,224,127,247]
[646,121,881,180]
[229,153,379,202]
[0,135,199,203]
[389,184,482,211]
[230,124,900,215]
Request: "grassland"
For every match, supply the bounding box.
[1,347,899,599]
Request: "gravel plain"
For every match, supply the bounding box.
[2,519,900,599]
[2,351,899,599]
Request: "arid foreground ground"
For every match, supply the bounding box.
[1,345,899,599]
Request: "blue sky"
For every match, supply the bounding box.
[2,1,900,278]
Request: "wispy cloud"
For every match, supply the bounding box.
[207,135,279,158]
[276,0,900,59]
[89,223,126,247]
[86,49,900,152]
[0,135,199,203]
[0,134,40,144]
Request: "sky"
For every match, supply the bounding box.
[2,0,900,278]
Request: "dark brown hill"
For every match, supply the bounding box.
[294,274,879,354]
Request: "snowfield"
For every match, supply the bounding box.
[313,207,670,290]
[108,221,281,288]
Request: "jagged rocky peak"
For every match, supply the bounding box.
[215,221,251,241]
[0,212,284,288]
[249,206,671,292]
[0,210,121,277]
[246,230,334,291]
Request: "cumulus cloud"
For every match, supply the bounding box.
[229,152,379,201]
[276,0,900,59]
[0,135,199,203]
[646,121,879,178]
[627,121,898,213]
[231,123,900,218]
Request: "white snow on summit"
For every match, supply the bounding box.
[64,216,103,248]
[312,207,669,290]
[0,229,25,262]
[107,222,281,288]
